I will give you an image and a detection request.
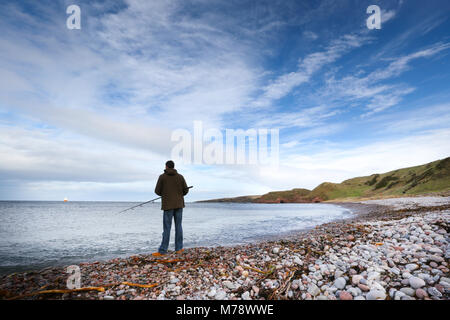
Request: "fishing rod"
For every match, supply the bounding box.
[119,186,193,214]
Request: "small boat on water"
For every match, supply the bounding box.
[64,197,68,202]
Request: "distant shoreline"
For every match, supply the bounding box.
[196,191,450,204]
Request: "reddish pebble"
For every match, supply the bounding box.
[339,291,353,300]
[415,288,428,299]
[358,284,370,292]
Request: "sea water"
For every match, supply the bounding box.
[0,201,352,274]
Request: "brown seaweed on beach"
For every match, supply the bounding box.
[6,281,159,300]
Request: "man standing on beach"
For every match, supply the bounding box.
[152,160,189,256]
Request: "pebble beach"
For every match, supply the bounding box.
[1,196,449,300]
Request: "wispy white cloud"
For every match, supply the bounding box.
[253,34,371,107]
[370,14,448,62]
[369,103,450,134]
[253,105,340,129]
[303,30,318,40]
[323,42,450,116]
[381,9,397,24]
[369,43,450,82]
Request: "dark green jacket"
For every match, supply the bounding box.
[154,168,188,211]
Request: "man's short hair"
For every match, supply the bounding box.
[166,160,175,168]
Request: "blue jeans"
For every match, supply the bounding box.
[158,208,183,254]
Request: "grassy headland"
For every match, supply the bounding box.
[198,157,450,203]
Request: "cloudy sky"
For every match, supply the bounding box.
[0,0,449,201]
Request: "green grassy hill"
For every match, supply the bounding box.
[260,157,450,202]
[200,157,450,203]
